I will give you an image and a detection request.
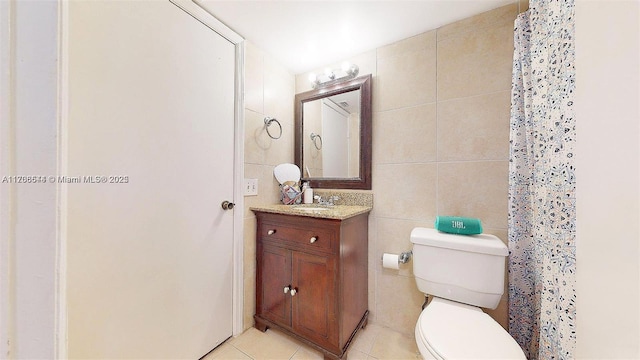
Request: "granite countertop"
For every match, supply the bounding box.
[250,204,372,220]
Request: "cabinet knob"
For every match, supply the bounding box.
[268,229,276,235]
[310,236,317,244]
[284,286,290,294]
[290,288,297,296]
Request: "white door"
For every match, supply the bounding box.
[65,1,235,358]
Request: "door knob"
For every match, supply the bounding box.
[310,236,317,244]
[290,288,297,296]
[221,201,235,210]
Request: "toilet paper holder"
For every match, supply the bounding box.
[399,250,413,264]
[381,251,413,264]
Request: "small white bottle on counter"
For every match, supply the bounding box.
[303,182,313,204]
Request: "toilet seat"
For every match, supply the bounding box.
[415,297,526,359]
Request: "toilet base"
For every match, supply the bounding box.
[414,297,525,359]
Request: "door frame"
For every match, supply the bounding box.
[54,1,245,357]
[0,1,13,357]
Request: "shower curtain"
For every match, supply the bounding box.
[508,1,576,359]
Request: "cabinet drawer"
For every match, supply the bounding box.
[260,222,335,252]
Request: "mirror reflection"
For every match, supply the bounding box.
[302,89,361,179]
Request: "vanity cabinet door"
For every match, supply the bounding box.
[291,251,338,351]
[258,244,292,326]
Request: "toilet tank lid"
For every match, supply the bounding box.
[410,227,508,256]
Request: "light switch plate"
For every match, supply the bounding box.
[244,178,258,196]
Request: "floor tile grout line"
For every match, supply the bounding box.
[231,343,255,360]
[207,322,420,360]
[287,344,303,360]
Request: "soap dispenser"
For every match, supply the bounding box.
[303,182,313,204]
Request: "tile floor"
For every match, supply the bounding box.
[202,323,422,360]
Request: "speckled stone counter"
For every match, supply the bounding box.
[250,204,371,220]
[313,190,373,207]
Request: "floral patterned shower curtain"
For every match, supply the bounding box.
[508,1,576,359]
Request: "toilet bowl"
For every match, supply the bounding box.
[410,227,525,359]
[415,298,525,359]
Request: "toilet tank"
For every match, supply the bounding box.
[410,227,508,309]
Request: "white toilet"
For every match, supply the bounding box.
[410,227,526,359]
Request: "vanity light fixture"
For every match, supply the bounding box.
[309,62,359,88]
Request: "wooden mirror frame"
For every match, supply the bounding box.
[294,74,372,190]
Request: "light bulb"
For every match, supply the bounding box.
[347,64,359,77]
[324,68,335,80]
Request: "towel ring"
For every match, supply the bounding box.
[310,133,323,150]
[264,117,282,139]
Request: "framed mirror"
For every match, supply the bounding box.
[294,74,372,190]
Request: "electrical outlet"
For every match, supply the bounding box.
[244,178,258,196]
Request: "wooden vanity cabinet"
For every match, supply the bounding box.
[254,211,369,360]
